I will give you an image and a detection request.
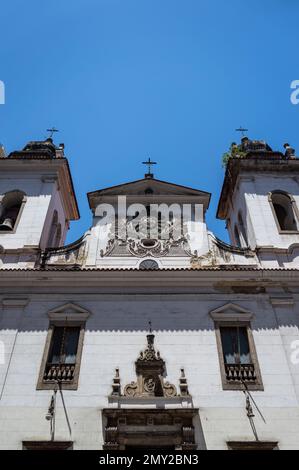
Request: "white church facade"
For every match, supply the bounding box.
[0,136,299,449]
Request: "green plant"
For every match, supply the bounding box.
[222,143,247,167]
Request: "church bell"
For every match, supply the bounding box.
[0,217,14,231]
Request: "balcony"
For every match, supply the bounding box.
[225,363,256,382]
[43,363,75,382]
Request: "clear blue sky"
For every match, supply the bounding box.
[1,0,299,243]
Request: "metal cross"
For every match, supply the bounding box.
[142,157,157,176]
[148,320,152,333]
[46,127,59,138]
[235,126,248,137]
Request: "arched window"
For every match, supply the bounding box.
[0,190,26,232]
[234,225,241,247]
[47,211,58,247]
[270,191,298,232]
[238,212,248,247]
[54,223,62,247]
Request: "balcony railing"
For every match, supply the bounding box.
[43,363,75,382]
[225,363,256,382]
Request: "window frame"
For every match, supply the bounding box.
[37,320,85,391]
[214,320,263,391]
[268,190,299,234]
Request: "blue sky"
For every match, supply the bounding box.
[1,0,299,243]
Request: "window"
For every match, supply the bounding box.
[216,323,263,390]
[37,324,85,390]
[47,210,59,247]
[210,304,263,391]
[46,325,80,373]
[37,303,90,390]
[220,326,255,381]
[238,212,248,246]
[234,225,241,247]
[139,259,159,270]
[269,191,298,232]
[54,223,62,247]
[0,190,26,232]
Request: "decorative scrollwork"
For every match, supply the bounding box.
[163,381,177,398]
[144,376,156,394]
[124,381,138,397]
[110,332,191,400]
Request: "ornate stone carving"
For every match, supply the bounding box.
[103,409,198,450]
[123,381,138,397]
[122,332,177,398]
[110,332,191,400]
[104,426,119,450]
[99,214,192,258]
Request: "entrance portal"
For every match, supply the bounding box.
[103,408,197,450]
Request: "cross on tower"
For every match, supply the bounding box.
[235,126,248,137]
[142,157,157,178]
[46,127,59,139]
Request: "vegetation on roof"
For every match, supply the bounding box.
[222,142,247,167]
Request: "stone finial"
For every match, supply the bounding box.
[179,368,190,397]
[110,368,121,396]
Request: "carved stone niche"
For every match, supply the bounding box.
[103,408,198,450]
[124,333,177,398]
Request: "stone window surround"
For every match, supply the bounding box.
[210,303,264,391]
[0,191,27,234]
[268,190,299,234]
[36,303,90,391]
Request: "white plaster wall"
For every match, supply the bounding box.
[0,295,299,449]
[0,175,59,250]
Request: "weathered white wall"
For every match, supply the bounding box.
[1,294,299,450]
[0,174,66,252]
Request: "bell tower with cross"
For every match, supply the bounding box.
[0,133,79,265]
[217,129,299,252]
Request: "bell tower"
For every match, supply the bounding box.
[217,137,299,260]
[0,138,79,268]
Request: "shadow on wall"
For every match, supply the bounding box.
[2,296,297,333]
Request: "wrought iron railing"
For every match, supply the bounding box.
[224,363,256,382]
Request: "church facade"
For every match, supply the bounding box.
[0,136,299,450]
